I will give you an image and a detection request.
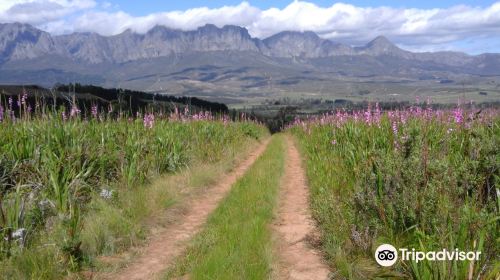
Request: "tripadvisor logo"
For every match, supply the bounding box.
[375,244,398,267]
[374,244,481,267]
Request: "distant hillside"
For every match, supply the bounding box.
[0,23,499,103]
[0,84,228,113]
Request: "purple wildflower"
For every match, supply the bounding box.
[374,102,381,126]
[222,115,229,125]
[70,105,81,118]
[143,113,155,129]
[453,107,463,124]
[392,121,398,136]
[7,97,14,120]
[364,109,371,125]
[21,90,27,106]
[91,105,98,118]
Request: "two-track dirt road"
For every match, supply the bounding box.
[96,136,330,280]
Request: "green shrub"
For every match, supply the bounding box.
[290,109,499,279]
[0,111,267,277]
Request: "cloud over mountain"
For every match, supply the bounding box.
[0,0,95,23]
[0,1,499,53]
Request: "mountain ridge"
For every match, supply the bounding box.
[0,22,499,96]
[0,22,486,65]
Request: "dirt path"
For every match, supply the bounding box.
[97,139,270,280]
[273,136,331,280]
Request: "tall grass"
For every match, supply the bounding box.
[166,135,285,280]
[0,98,267,278]
[290,105,499,279]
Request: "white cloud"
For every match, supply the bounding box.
[71,2,260,35]
[0,0,499,52]
[0,0,96,24]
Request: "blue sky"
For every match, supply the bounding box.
[112,0,499,15]
[0,0,499,54]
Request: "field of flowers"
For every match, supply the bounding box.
[290,103,499,279]
[0,94,266,277]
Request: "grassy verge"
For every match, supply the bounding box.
[0,136,266,279]
[289,108,499,279]
[165,135,285,280]
[0,116,268,278]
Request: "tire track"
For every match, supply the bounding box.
[96,139,270,280]
[274,136,331,280]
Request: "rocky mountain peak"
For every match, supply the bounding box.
[0,22,55,62]
[264,30,321,43]
[193,24,252,39]
[356,35,411,57]
[366,36,394,48]
[262,31,329,57]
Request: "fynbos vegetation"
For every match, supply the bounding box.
[290,103,499,279]
[0,93,266,278]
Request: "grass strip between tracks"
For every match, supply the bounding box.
[165,134,286,280]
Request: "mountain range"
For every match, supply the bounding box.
[0,22,499,103]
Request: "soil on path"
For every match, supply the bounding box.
[274,136,331,280]
[97,139,270,280]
